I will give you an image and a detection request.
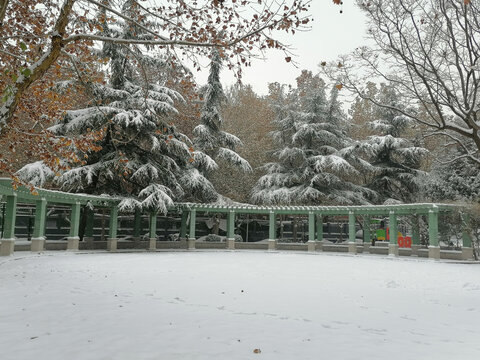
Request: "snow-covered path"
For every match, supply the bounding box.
[1,251,479,360]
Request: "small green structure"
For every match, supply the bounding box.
[0,178,474,260]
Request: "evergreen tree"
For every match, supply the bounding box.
[17,0,216,213]
[420,140,480,203]
[358,84,428,204]
[253,71,374,205]
[191,48,251,199]
[251,83,299,204]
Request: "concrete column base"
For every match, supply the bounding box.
[462,247,474,260]
[348,242,357,254]
[31,237,45,252]
[84,237,94,250]
[428,246,440,260]
[148,238,157,251]
[388,244,399,257]
[179,238,187,248]
[67,237,80,251]
[363,243,371,253]
[226,238,235,250]
[107,238,118,252]
[0,239,15,256]
[318,240,325,251]
[268,239,277,251]
[187,238,196,250]
[307,240,316,252]
[411,244,421,256]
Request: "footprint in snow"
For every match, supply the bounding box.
[386,280,399,288]
[463,282,480,291]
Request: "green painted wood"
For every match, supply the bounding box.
[189,209,196,239]
[227,210,235,239]
[428,209,439,247]
[179,211,188,239]
[268,211,276,240]
[69,202,81,238]
[348,211,356,243]
[32,198,47,239]
[108,206,118,239]
[0,178,119,206]
[461,213,472,248]
[84,207,94,238]
[133,209,141,238]
[308,212,315,241]
[412,215,420,245]
[316,214,323,241]
[149,212,157,239]
[389,211,397,245]
[2,194,17,239]
[363,215,371,243]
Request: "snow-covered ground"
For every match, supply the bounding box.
[1,251,479,360]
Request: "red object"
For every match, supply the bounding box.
[404,236,412,248]
[398,236,412,248]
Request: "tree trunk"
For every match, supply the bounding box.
[0,0,75,134]
[213,215,219,235]
[0,0,9,26]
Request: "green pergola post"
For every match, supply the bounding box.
[67,202,81,251]
[84,206,95,250]
[428,208,440,259]
[362,215,371,253]
[0,194,17,256]
[31,198,47,252]
[411,215,420,245]
[461,212,474,260]
[148,212,157,251]
[179,211,188,240]
[316,214,323,242]
[388,211,398,256]
[133,208,142,247]
[107,206,119,252]
[347,211,357,254]
[307,211,316,252]
[411,214,420,256]
[188,208,196,250]
[227,210,235,250]
[363,215,371,243]
[268,211,276,250]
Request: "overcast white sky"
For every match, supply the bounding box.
[194,1,369,95]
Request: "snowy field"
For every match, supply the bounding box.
[1,251,480,360]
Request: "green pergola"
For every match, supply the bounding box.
[0,178,474,260]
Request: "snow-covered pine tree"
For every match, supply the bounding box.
[17,0,216,213]
[252,71,374,205]
[192,47,251,191]
[358,84,428,204]
[250,83,300,204]
[420,139,480,203]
